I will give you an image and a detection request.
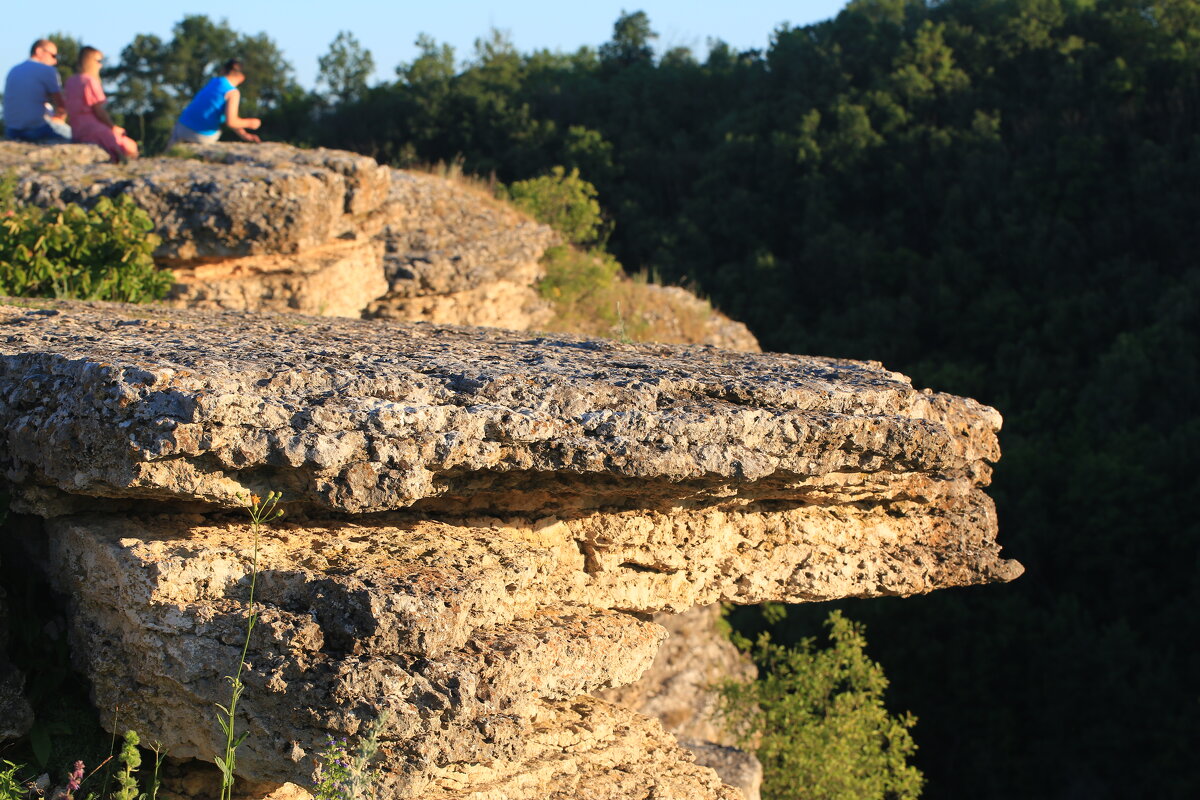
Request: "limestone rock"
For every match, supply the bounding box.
[0,141,109,170]
[1,141,756,345]
[0,299,1021,798]
[420,697,742,800]
[599,606,754,743]
[4,143,383,259]
[367,170,557,330]
[0,142,396,320]
[370,273,551,331]
[599,605,762,799]
[677,740,763,800]
[178,143,391,217]
[373,171,556,298]
[43,512,665,790]
[164,698,740,800]
[163,240,388,318]
[0,660,31,741]
[0,302,1012,520]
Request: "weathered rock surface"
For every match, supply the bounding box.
[0,142,755,349]
[600,605,762,800]
[370,170,556,299]
[0,142,557,329]
[44,512,664,790]
[601,606,753,743]
[163,240,388,319]
[0,299,1020,797]
[676,740,763,800]
[0,141,109,170]
[6,143,386,259]
[365,170,555,330]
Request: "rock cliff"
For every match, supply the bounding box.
[0,142,755,349]
[0,299,1020,798]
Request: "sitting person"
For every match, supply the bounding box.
[3,39,69,142]
[64,47,138,162]
[168,58,262,146]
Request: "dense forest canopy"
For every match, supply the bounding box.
[11,0,1198,796]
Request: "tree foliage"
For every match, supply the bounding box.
[599,11,658,67]
[317,31,375,105]
[44,32,82,84]
[718,611,923,800]
[505,166,606,247]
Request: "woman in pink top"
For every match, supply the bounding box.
[65,47,137,162]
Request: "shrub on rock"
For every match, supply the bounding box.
[0,176,170,303]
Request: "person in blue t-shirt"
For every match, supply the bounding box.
[3,39,69,142]
[168,58,262,146]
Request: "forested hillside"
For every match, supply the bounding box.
[88,0,1200,796]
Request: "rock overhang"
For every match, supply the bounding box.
[0,300,1004,515]
[0,298,1021,796]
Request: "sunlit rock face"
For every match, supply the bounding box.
[0,141,758,350]
[0,300,1020,798]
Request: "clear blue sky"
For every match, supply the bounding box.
[3,1,849,89]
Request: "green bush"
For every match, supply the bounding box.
[718,610,923,800]
[505,166,606,247]
[538,245,621,307]
[0,177,171,303]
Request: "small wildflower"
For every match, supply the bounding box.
[66,760,84,794]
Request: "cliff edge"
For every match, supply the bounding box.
[0,299,1019,798]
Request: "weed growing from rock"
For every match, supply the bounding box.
[215,492,284,800]
[0,761,27,799]
[112,730,142,800]
[313,713,387,800]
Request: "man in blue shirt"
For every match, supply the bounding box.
[169,58,262,146]
[4,39,69,142]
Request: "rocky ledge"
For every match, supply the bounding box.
[0,142,756,349]
[0,300,1020,798]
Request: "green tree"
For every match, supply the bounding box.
[398,33,457,88]
[718,611,923,800]
[45,32,83,84]
[317,31,375,105]
[599,10,658,67]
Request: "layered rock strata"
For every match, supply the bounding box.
[0,143,552,328]
[3,142,392,319]
[0,300,1021,798]
[0,142,757,349]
